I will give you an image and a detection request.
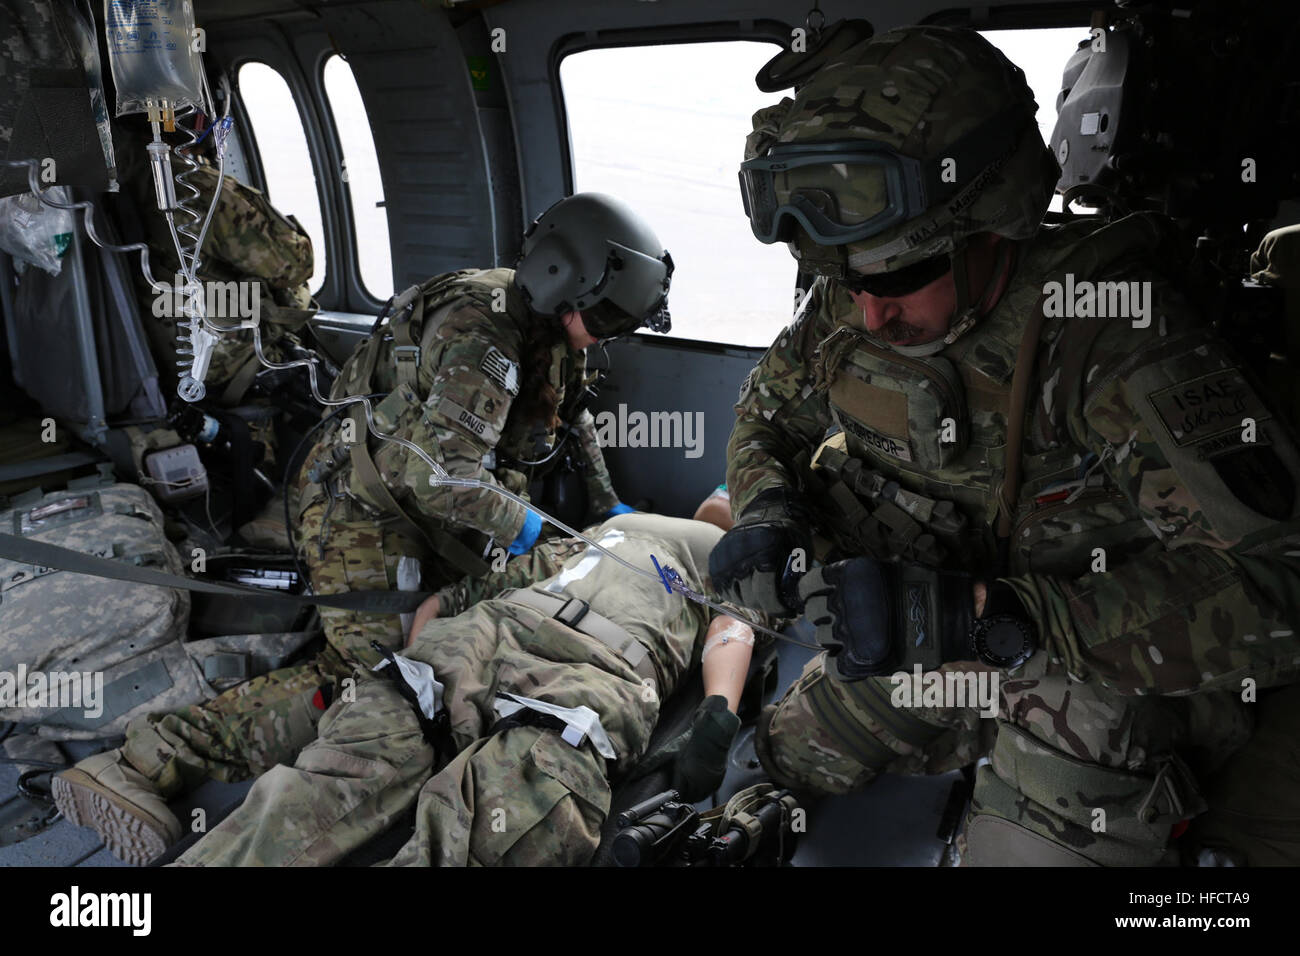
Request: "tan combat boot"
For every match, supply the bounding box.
[51,749,182,865]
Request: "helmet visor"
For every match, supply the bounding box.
[590,246,673,335]
[739,141,928,245]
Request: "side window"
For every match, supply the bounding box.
[236,61,327,291]
[323,55,393,300]
[560,41,792,348]
[981,27,1093,213]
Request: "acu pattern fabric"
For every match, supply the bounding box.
[174,513,722,866]
[734,214,1300,865]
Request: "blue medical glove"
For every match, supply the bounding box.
[508,509,543,555]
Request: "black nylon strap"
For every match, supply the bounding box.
[0,532,431,614]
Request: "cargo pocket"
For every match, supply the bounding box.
[471,729,611,867]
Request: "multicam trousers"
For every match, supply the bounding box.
[755,653,1271,865]
[173,592,664,866]
[122,498,578,799]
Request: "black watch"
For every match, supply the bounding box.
[969,615,1037,670]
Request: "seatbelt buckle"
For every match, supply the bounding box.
[554,597,590,629]
[393,344,420,367]
[202,652,251,683]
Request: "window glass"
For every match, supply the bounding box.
[236,61,327,291]
[561,41,792,347]
[323,55,393,299]
[981,27,1093,212]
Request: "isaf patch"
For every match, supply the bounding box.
[1147,368,1271,450]
[480,347,520,396]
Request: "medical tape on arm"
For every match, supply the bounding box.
[702,620,756,661]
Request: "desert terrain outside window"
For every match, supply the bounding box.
[236,61,327,292]
[323,55,393,299]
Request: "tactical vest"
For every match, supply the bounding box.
[809,214,1187,578]
[309,269,588,577]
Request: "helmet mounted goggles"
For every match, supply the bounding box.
[739,105,1028,249]
[740,140,927,245]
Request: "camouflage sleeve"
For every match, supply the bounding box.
[1003,305,1300,696]
[726,279,842,517]
[433,535,588,616]
[398,304,531,544]
[572,406,620,520]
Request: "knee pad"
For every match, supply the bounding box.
[756,655,953,795]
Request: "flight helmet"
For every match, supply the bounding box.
[514,192,674,338]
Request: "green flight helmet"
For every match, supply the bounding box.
[514,192,674,338]
[740,25,1060,280]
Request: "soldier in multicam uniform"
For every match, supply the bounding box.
[52,192,674,864]
[709,25,1300,865]
[174,510,756,867]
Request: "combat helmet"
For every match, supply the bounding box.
[740,25,1060,350]
[514,192,674,338]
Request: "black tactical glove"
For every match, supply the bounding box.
[708,487,812,616]
[798,557,976,681]
[635,695,741,803]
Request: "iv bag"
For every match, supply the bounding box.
[103,0,205,116]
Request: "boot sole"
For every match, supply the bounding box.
[51,770,173,866]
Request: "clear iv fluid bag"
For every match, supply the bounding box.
[104,0,205,116]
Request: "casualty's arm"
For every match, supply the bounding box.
[701,615,756,712]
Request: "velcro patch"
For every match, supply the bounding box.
[1147,368,1271,449]
[480,347,520,396]
[436,397,501,445]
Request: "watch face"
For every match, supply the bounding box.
[975,617,1035,667]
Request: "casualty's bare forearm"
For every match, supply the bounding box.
[701,616,755,711]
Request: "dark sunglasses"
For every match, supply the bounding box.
[838,253,951,298]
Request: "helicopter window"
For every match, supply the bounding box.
[981,27,1095,214]
[323,55,393,300]
[237,61,328,293]
[560,40,793,348]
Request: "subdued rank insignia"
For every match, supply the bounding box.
[1211,445,1296,520]
[480,347,520,396]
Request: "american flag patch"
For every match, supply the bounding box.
[480,347,520,395]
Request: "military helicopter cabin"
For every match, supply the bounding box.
[0,0,1296,869]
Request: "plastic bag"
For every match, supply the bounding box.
[0,189,76,276]
[104,0,205,116]
[70,0,119,189]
